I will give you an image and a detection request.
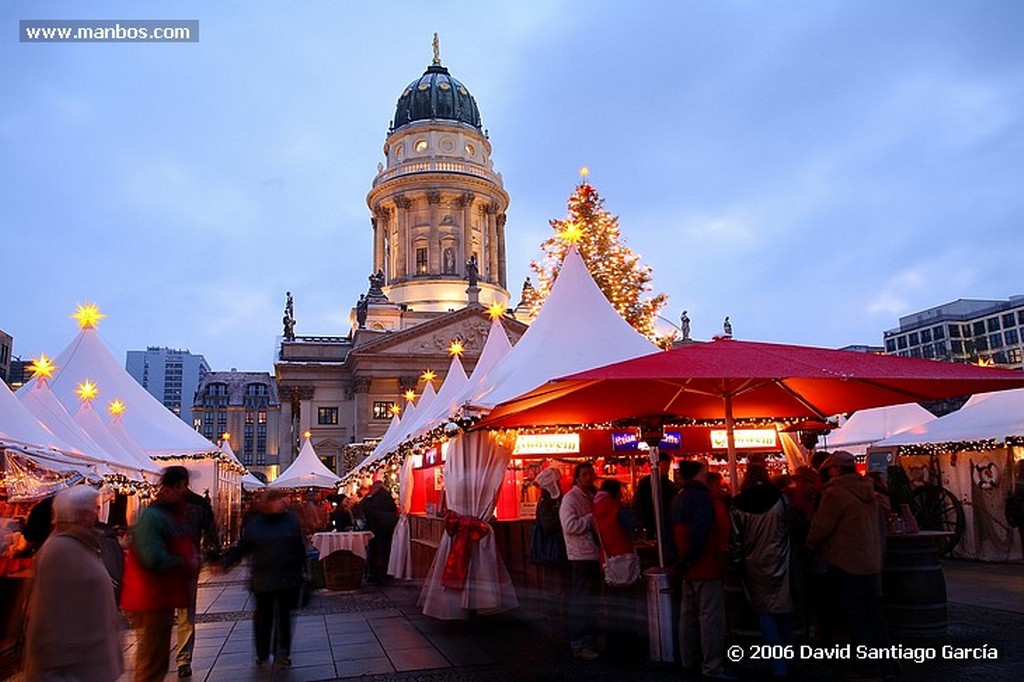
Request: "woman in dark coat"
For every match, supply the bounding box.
[221,488,306,666]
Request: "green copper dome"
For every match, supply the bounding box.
[391,63,482,132]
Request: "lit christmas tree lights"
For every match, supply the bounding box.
[531,177,668,338]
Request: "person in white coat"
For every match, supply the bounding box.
[559,461,600,660]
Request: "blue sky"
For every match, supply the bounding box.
[3,1,1023,371]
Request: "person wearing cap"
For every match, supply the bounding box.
[807,451,891,680]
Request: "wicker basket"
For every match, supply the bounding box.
[323,550,365,591]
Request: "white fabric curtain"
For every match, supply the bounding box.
[418,431,519,619]
[387,455,416,580]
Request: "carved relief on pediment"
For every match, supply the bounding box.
[375,319,492,356]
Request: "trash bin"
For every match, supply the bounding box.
[645,567,675,663]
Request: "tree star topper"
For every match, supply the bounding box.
[29,353,58,381]
[560,220,584,244]
[72,302,106,329]
[75,379,99,403]
[107,398,126,417]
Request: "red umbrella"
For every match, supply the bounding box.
[478,337,1024,486]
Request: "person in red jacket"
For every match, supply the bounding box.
[593,479,635,559]
[670,460,734,680]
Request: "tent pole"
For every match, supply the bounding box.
[725,394,738,492]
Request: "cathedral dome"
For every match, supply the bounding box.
[392,63,482,132]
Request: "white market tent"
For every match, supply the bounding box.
[18,380,112,467]
[20,326,220,458]
[269,435,341,489]
[825,402,937,456]
[418,245,660,620]
[465,245,659,410]
[874,388,1024,562]
[72,400,162,480]
[876,388,1024,448]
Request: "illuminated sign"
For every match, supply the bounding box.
[611,431,639,451]
[513,433,580,455]
[659,431,682,450]
[710,429,778,449]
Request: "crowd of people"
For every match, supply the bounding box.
[4,468,401,681]
[532,450,898,681]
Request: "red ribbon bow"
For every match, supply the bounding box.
[441,510,491,590]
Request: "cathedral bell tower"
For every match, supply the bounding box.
[366,38,510,314]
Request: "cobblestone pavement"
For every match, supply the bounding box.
[6,559,1023,681]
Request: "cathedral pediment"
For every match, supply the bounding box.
[350,306,525,359]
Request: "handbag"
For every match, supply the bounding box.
[603,551,641,587]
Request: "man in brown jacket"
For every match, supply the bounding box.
[807,451,891,681]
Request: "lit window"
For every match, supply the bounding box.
[318,407,339,425]
[416,248,428,275]
[372,401,395,420]
[415,139,428,152]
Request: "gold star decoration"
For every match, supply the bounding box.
[303,430,312,440]
[448,338,465,357]
[107,398,126,417]
[29,353,58,381]
[71,302,106,329]
[75,379,99,403]
[403,389,416,402]
[421,369,436,383]
[487,300,506,320]
[222,432,231,442]
[579,166,590,179]
[389,404,402,416]
[560,220,584,244]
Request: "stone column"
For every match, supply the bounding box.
[372,205,389,276]
[396,195,412,278]
[459,192,475,268]
[427,191,442,273]
[486,202,500,284]
[497,212,508,289]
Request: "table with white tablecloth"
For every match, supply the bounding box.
[311,531,374,561]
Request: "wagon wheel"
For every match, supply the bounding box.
[909,485,965,556]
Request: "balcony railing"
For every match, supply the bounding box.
[373,159,501,187]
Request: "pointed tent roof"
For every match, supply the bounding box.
[468,245,658,409]
[0,379,100,477]
[269,435,341,489]
[218,438,245,469]
[408,355,468,442]
[19,380,108,461]
[876,388,1024,447]
[106,409,163,480]
[826,402,937,456]
[72,400,159,479]
[19,327,218,457]
[355,380,438,472]
[452,315,512,412]
[242,472,267,489]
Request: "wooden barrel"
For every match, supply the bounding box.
[882,533,948,639]
[323,550,365,591]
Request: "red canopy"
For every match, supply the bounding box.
[478,337,1024,484]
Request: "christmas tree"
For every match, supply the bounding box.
[530,176,668,339]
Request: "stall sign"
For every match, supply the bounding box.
[513,433,580,455]
[710,429,777,449]
[611,431,639,451]
[868,450,893,474]
[659,431,682,450]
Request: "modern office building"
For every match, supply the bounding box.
[192,370,282,479]
[883,297,1024,369]
[125,347,210,424]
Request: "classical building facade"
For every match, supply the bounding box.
[192,370,282,478]
[274,49,527,476]
[883,296,1024,368]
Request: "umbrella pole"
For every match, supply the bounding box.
[725,394,739,492]
[649,445,666,568]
